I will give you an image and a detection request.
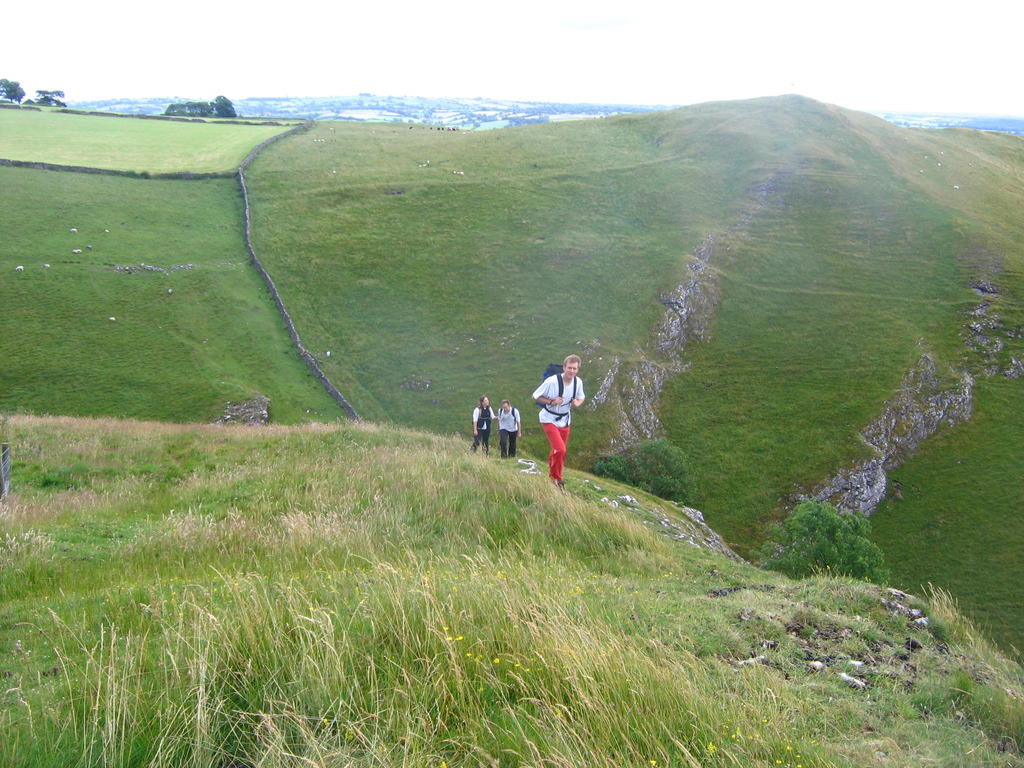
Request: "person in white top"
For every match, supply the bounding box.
[496,399,522,458]
[531,354,585,487]
[471,396,496,455]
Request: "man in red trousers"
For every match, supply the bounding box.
[532,354,585,488]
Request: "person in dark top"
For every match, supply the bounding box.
[471,396,496,455]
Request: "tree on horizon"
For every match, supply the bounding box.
[0,79,26,103]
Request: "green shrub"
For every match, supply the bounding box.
[759,500,890,583]
[592,454,630,484]
[593,439,691,503]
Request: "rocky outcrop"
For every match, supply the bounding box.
[963,300,1024,379]
[214,395,271,425]
[802,353,973,515]
[593,173,788,450]
[585,483,744,562]
[802,243,1021,517]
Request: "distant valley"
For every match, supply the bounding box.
[68,93,671,130]
[69,93,1024,134]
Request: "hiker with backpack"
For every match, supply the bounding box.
[496,400,522,458]
[532,355,585,488]
[471,396,497,455]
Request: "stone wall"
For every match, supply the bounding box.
[237,123,361,421]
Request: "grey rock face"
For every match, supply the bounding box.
[600,492,744,562]
[803,354,973,515]
[594,173,789,451]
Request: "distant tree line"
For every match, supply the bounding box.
[1,79,66,106]
[164,96,237,118]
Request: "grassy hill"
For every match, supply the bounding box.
[243,98,1023,653]
[2,97,1021,657]
[1,414,1021,767]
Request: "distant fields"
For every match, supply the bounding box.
[0,164,342,423]
[0,108,293,173]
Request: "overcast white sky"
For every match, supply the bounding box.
[5,0,1022,115]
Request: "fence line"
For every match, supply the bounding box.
[237,125,361,421]
[0,157,232,179]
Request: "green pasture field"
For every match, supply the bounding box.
[0,108,293,173]
[0,165,344,422]
[0,415,1021,767]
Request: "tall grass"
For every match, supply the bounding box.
[1,415,1021,767]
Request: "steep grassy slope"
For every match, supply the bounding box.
[244,98,1022,654]
[1,415,1021,767]
[4,98,1021,657]
[656,103,1024,650]
[0,141,344,423]
[0,107,292,173]
[244,111,759,449]
[870,377,1024,656]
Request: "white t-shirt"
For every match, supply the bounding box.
[532,374,585,426]
[497,407,520,432]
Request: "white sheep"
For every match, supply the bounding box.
[108,317,116,321]
[15,265,24,271]
[69,227,78,233]
[44,263,51,268]
[72,248,82,254]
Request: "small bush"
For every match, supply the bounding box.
[759,500,890,583]
[592,454,630,484]
[593,439,691,503]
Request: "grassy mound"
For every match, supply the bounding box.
[1,415,1021,767]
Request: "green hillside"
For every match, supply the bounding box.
[0,107,292,173]
[0,114,344,423]
[245,113,725,440]
[1,415,1021,767]
[244,98,1023,652]
[2,97,1021,657]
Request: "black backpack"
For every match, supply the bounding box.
[536,363,578,422]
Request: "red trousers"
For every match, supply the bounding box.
[541,422,572,482]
